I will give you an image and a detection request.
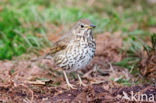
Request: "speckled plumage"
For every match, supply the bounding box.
[46,19,96,89]
[54,35,95,72]
[49,19,96,72]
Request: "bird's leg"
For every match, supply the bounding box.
[63,71,76,89]
[77,74,87,87]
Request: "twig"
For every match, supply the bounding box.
[91,80,105,85]
[108,62,115,73]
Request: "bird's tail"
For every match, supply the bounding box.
[31,54,53,62]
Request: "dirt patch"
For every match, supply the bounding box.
[0,33,155,102]
[0,84,155,102]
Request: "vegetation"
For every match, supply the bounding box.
[0,0,156,102]
[0,0,156,82]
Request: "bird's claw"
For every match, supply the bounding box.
[66,83,76,89]
[78,81,87,87]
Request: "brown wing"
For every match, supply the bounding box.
[50,40,67,55]
[31,34,71,61]
[48,33,72,55]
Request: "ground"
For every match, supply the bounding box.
[0,33,155,103]
[0,0,156,102]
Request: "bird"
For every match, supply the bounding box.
[45,19,96,89]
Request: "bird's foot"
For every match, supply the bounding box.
[63,71,76,89]
[78,81,87,87]
[77,74,87,87]
[66,83,76,89]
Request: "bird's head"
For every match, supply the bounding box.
[72,19,96,36]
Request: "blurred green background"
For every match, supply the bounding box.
[0,0,156,60]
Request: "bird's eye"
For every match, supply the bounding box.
[80,25,84,28]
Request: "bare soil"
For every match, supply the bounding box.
[0,33,155,103]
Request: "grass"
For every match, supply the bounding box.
[114,34,156,84]
[0,0,155,87]
[0,0,108,59]
[0,0,156,62]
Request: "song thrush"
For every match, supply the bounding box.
[47,19,96,89]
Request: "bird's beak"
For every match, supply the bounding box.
[87,25,96,29]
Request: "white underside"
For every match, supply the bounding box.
[58,42,95,72]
